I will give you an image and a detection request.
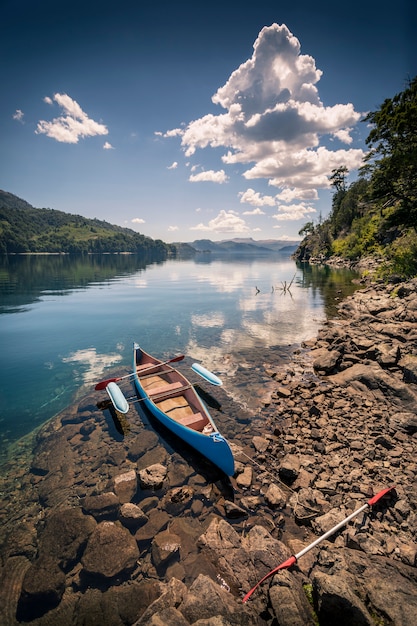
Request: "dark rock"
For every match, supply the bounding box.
[134,577,188,625]
[312,570,374,626]
[279,453,300,482]
[74,580,160,626]
[142,607,189,626]
[38,507,96,571]
[152,529,181,573]
[127,430,159,461]
[17,555,66,620]
[3,522,37,560]
[269,570,317,626]
[119,503,148,529]
[264,483,287,509]
[137,446,169,470]
[313,349,342,373]
[135,509,170,548]
[112,469,138,503]
[401,354,417,383]
[180,573,257,625]
[81,521,139,579]
[224,500,248,519]
[389,411,417,435]
[162,486,194,515]
[82,492,120,521]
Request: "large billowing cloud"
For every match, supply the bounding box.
[36,93,108,144]
[190,209,250,234]
[165,24,365,217]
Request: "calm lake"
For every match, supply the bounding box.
[0,252,359,465]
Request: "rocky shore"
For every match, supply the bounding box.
[1,277,417,625]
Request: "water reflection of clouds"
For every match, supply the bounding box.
[62,348,123,385]
[192,267,257,293]
[191,313,225,328]
[133,278,147,289]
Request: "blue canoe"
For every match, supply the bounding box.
[132,344,235,476]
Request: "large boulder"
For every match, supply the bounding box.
[37,507,96,571]
[180,574,257,625]
[312,570,374,626]
[81,521,139,579]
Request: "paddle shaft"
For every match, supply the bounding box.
[95,355,185,390]
[243,485,396,602]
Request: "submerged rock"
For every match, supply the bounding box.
[81,521,139,579]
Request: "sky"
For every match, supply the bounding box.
[1,0,416,243]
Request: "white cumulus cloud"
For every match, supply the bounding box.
[239,188,276,206]
[242,207,265,215]
[189,169,229,183]
[36,93,108,144]
[13,109,24,122]
[132,218,145,224]
[272,203,316,221]
[190,210,250,234]
[165,23,365,210]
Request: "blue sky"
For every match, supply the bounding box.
[1,0,415,243]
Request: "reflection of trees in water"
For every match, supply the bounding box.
[296,261,361,318]
[0,252,167,313]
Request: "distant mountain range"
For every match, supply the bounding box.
[184,238,299,254]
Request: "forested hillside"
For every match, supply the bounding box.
[294,76,417,278]
[0,191,174,255]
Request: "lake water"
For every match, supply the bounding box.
[0,252,359,465]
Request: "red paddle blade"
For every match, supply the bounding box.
[242,556,297,603]
[95,378,118,391]
[170,355,185,363]
[367,485,396,507]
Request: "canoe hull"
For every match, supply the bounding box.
[132,344,235,476]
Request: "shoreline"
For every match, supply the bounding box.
[1,275,416,624]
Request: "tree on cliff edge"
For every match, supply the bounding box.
[362,76,417,231]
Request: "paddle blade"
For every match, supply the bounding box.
[170,355,185,363]
[191,363,222,386]
[242,556,297,602]
[367,485,396,507]
[95,377,118,390]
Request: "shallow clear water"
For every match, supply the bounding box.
[0,253,359,462]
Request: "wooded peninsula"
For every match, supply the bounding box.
[294,76,417,279]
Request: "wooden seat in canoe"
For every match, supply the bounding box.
[136,361,160,372]
[179,412,207,431]
[148,381,184,397]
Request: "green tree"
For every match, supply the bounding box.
[298,222,315,237]
[329,166,348,192]
[362,76,417,230]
